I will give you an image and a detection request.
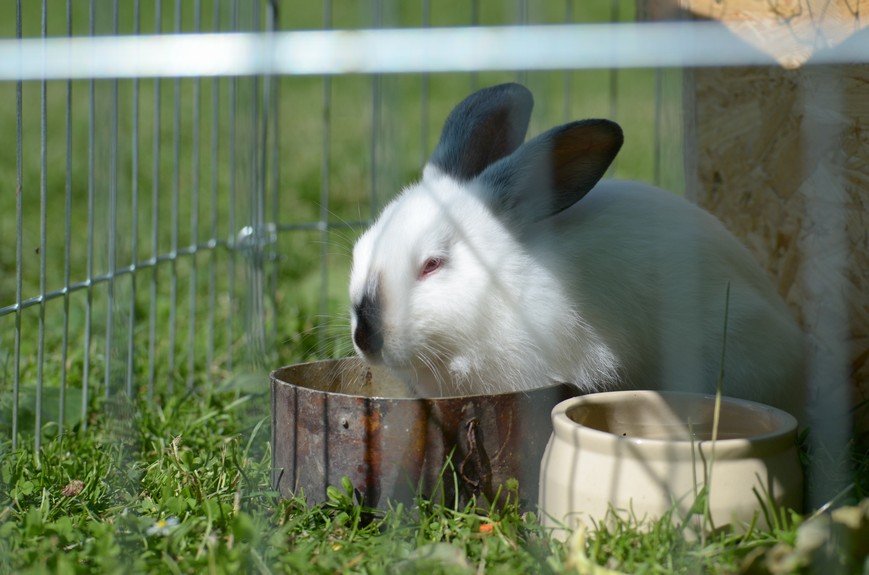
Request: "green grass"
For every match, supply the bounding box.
[2,382,866,573]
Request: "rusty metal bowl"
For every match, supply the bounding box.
[271,359,577,510]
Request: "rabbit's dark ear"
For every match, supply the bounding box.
[427,83,533,181]
[478,119,623,224]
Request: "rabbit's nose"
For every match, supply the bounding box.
[353,293,383,359]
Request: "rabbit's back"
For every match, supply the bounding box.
[537,180,806,416]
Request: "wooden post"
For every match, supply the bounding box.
[640,0,868,433]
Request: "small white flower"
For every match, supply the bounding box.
[146,516,179,536]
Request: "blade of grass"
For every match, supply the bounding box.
[702,281,731,542]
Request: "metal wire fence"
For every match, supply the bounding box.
[3,0,675,453]
[1,1,865,509]
[1,0,278,451]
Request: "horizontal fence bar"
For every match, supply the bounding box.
[0,240,231,318]
[1,22,867,81]
[0,219,367,319]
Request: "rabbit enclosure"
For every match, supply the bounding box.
[1,0,868,572]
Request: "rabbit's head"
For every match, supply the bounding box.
[349,83,623,395]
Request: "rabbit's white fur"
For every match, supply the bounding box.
[351,167,618,396]
[349,84,805,419]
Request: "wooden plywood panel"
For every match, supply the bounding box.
[640,0,868,429]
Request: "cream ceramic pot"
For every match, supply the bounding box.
[539,391,802,534]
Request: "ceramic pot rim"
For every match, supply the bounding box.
[551,390,798,460]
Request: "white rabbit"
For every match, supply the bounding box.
[349,83,805,420]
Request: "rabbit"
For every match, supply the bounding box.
[349,82,806,421]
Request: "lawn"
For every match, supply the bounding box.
[2,379,867,573]
[1,0,867,573]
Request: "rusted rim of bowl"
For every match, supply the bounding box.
[270,359,575,401]
[551,390,798,460]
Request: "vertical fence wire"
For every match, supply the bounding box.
[250,0,266,365]
[369,0,382,218]
[268,0,280,356]
[227,0,238,372]
[188,0,202,389]
[420,0,430,165]
[563,0,573,122]
[260,0,274,366]
[318,0,332,352]
[168,0,182,389]
[470,0,479,90]
[82,0,96,429]
[35,0,48,454]
[516,0,528,86]
[248,0,257,360]
[127,0,141,398]
[104,0,120,400]
[60,0,73,436]
[207,0,222,382]
[607,0,620,176]
[653,68,663,186]
[148,0,163,399]
[12,0,23,450]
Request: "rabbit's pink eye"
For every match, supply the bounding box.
[419,257,444,280]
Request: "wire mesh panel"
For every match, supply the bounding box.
[0,0,278,450]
